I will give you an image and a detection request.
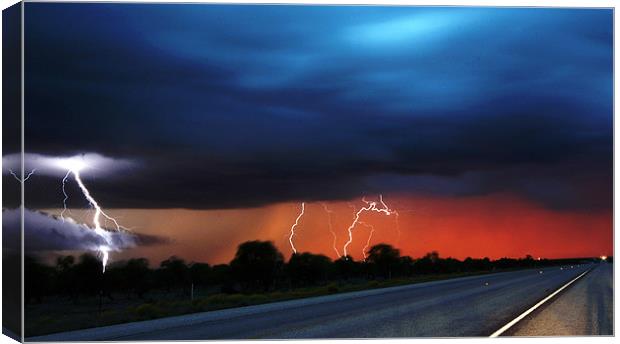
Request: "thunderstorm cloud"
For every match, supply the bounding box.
[2,208,169,253]
[7,5,611,211]
[2,153,136,178]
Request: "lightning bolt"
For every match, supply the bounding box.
[60,170,71,221]
[70,169,127,272]
[6,155,128,272]
[52,159,125,273]
[342,194,397,258]
[8,168,36,183]
[321,203,341,258]
[378,195,401,244]
[343,202,371,258]
[358,221,375,260]
[288,202,305,254]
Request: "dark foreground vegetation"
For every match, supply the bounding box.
[25,240,603,336]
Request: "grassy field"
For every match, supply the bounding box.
[26,270,497,337]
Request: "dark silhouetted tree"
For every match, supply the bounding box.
[158,256,190,293]
[189,262,212,289]
[121,258,151,298]
[25,256,53,304]
[334,256,362,280]
[73,253,103,296]
[230,240,283,292]
[211,264,235,293]
[414,251,441,274]
[287,252,332,287]
[398,256,415,277]
[438,257,462,273]
[55,255,77,299]
[366,244,401,279]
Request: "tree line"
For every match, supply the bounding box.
[25,240,594,304]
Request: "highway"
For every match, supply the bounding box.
[29,263,609,341]
[508,262,612,336]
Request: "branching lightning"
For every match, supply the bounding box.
[52,157,127,272]
[8,168,36,183]
[285,199,397,260]
[379,195,401,243]
[321,203,341,258]
[4,154,132,273]
[11,153,403,267]
[343,202,371,258]
[288,202,306,254]
[358,221,375,260]
[69,168,125,272]
[60,170,71,221]
[342,194,398,257]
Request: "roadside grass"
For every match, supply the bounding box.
[26,270,497,337]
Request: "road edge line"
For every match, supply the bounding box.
[489,268,592,338]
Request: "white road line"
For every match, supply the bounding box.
[489,268,591,338]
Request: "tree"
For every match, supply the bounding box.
[230,240,283,292]
[158,256,189,293]
[56,255,75,271]
[523,255,535,268]
[334,255,362,280]
[414,251,443,274]
[54,255,79,300]
[398,256,415,277]
[123,258,151,298]
[438,257,462,273]
[366,244,401,279]
[73,253,103,296]
[25,256,53,304]
[426,251,440,263]
[287,252,332,287]
[189,262,212,288]
[211,264,235,293]
[211,264,231,284]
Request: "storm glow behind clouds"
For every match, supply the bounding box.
[10,5,612,261]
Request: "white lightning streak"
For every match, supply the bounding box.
[8,168,36,183]
[288,202,305,254]
[321,203,341,258]
[358,221,375,260]
[342,194,397,258]
[379,195,401,243]
[343,203,373,258]
[60,170,71,222]
[70,170,123,272]
[3,153,132,272]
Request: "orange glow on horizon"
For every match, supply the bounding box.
[44,192,612,266]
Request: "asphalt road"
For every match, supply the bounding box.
[508,262,613,336]
[29,263,604,341]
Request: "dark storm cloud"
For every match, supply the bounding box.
[2,209,169,252]
[21,5,612,210]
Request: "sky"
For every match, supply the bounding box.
[10,4,613,264]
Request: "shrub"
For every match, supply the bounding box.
[132,304,164,319]
[326,283,339,293]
